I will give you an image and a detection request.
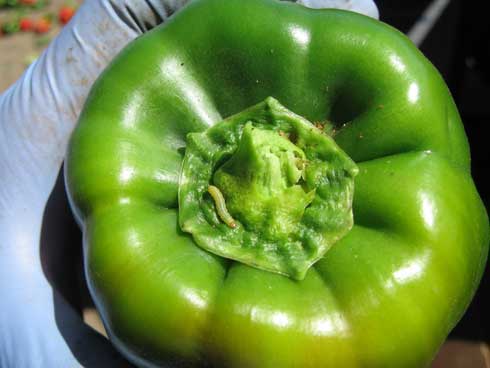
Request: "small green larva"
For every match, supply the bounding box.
[208,185,237,228]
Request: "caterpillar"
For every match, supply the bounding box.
[208,185,237,228]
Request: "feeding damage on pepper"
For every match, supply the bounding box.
[178,97,358,280]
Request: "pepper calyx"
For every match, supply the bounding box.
[178,97,358,280]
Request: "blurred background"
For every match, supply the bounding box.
[1,0,489,366]
[0,0,80,91]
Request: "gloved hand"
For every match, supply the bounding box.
[0,1,378,367]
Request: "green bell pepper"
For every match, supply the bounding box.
[66,0,489,367]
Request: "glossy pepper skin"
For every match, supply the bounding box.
[65,0,489,367]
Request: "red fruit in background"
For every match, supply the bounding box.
[19,18,34,32]
[59,6,75,25]
[34,18,51,34]
[20,0,38,5]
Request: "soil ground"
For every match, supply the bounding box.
[0,0,70,92]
